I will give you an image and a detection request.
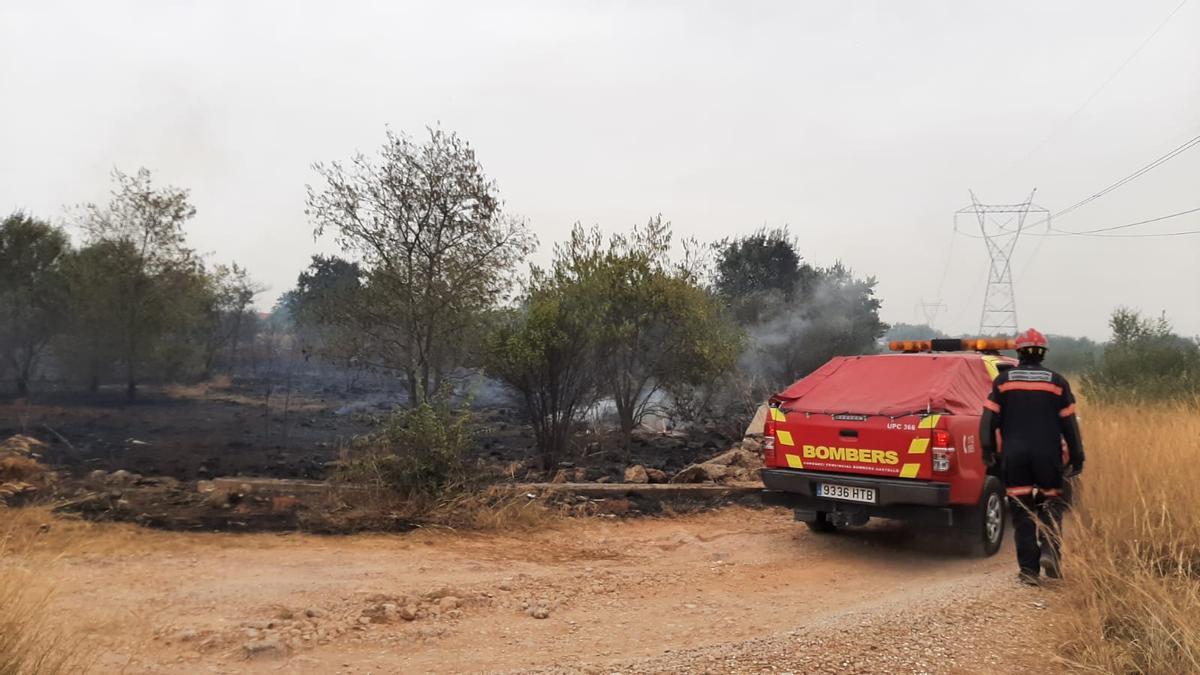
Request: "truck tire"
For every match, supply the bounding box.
[805,511,838,533]
[957,476,1006,557]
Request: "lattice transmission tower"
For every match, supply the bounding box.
[954,190,1050,336]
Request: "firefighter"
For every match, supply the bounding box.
[980,328,1085,586]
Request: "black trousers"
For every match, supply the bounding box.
[1002,448,1067,575]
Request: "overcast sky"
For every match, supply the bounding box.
[2,1,1198,339]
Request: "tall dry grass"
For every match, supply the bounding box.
[0,537,86,675]
[1055,399,1200,673]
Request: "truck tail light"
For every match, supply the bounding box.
[931,428,954,473]
[762,416,777,465]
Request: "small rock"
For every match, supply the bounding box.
[304,607,324,619]
[528,606,550,619]
[242,638,289,659]
[399,605,418,621]
[623,465,649,484]
[439,596,460,611]
[645,468,668,483]
[169,629,199,643]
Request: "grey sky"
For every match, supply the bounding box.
[2,1,1198,339]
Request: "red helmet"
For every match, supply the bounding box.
[1015,328,1048,351]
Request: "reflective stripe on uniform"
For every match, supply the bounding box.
[998,381,1064,396]
[1058,404,1076,418]
[1040,488,1063,498]
[983,400,1001,413]
[1006,485,1035,497]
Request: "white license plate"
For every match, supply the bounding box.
[817,483,876,503]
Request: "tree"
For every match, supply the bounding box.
[60,240,129,391]
[76,168,199,399]
[0,212,70,395]
[573,218,742,451]
[884,323,950,341]
[306,127,536,404]
[745,262,887,388]
[714,226,807,300]
[283,255,374,386]
[200,263,263,377]
[1042,334,1102,374]
[486,266,601,469]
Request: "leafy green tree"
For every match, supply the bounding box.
[575,218,741,451]
[714,226,814,324]
[306,127,536,404]
[1084,309,1200,401]
[199,263,263,377]
[283,255,374,380]
[715,226,806,295]
[76,167,199,399]
[0,212,70,395]
[747,262,887,387]
[60,240,130,391]
[486,265,601,469]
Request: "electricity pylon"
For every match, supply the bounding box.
[955,190,1050,336]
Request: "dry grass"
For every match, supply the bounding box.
[1055,399,1200,673]
[0,534,89,675]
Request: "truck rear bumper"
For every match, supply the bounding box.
[760,468,956,527]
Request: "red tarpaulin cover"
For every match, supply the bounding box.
[775,353,998,417]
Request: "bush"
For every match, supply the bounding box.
[1084,309,1200,402]
[336,397,473,498]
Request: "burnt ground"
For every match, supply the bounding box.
[0,376,739,486]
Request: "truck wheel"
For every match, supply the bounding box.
[805,511,838,533]
[957,476,1005,556]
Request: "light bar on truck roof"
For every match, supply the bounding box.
[888,337,1015,353]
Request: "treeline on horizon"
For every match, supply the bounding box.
[1,126,1197,463]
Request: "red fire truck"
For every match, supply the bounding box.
[760,338,1016,556]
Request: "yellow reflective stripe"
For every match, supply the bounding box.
[982,356,1001,380]
[785,454,803,469]
[899,463,920,478]
[776,430,795,446]
[918,414,942,429]
[908,438,930,454]
[770,408,787,422]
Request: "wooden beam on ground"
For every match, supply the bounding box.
[510,482,763,499]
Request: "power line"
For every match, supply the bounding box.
[1050,132,1200,221]
[1035,206,1200,236]
[1005,0,1192,172]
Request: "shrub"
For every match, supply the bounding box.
[336,397,473,498]
[1083,309,1200,402]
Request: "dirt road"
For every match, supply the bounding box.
[28,507,1061,673]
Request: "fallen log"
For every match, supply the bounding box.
[509,481,763,499]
